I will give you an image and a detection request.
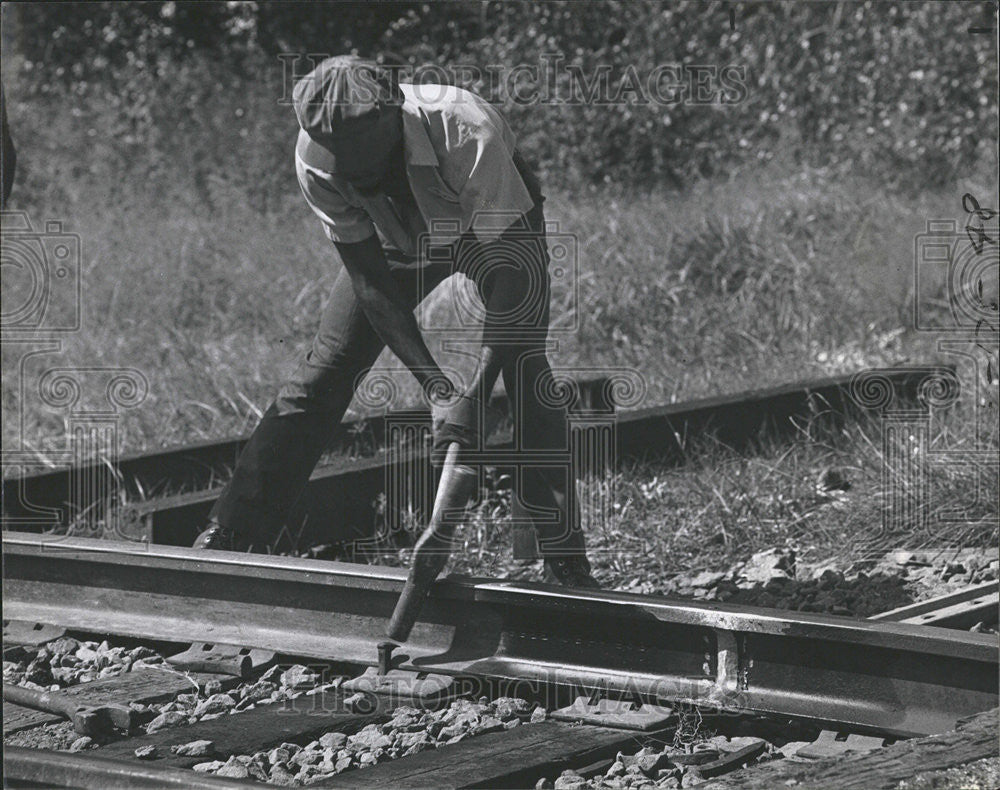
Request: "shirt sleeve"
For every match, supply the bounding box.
[294,151,376,245]
[456,117,535,243]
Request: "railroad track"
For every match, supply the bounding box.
[871,581,1000,629]
[4,364,993,787]
[4,367,952,551]
[3,531,997,788]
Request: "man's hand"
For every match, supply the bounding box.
[334,235,451,396]
[431,394,481,466]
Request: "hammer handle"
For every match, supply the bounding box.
[167,654,251,679]
[4,683,78,719]
[3,683,132,735]
[387,442,478,642]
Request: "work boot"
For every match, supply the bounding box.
[542,555,601,588]
[192,520,239,551]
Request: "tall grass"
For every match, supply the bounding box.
[445,402,999,585]
[4,156,993,458]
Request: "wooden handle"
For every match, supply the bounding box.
[167,654,252,679]
[4,682,134,735]
[3,683,76,718]
[387,442,478,643]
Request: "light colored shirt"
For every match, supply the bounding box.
[294,83,535,259]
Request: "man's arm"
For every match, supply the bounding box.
[335,235,453,400]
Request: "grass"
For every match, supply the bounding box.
[438,403,998,588]
[2,86,997,587]
[5,163,994,452]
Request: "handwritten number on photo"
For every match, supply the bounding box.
[962,193,998,254]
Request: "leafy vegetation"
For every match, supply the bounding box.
[3,1,996,194]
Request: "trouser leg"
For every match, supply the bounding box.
[466,205,587,558]
[208,267,382,548]
[209,260,446,549]
[503,349,586,555]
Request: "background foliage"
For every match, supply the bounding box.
[3,0,996,198]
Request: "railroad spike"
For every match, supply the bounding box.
[377,641,396,676]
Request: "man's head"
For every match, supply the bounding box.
[293,55,404,193]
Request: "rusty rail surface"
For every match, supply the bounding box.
[4,532,995,739]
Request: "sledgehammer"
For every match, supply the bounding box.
[388,346,505,644]
[3,683,134,736]
[386,440,478,642]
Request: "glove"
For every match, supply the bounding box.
[431,395,482,466]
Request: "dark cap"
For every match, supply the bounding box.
[292,55,404,174]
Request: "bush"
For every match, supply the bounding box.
[3,1,996,194]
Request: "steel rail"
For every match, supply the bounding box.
[610,365,953,459]
[3,532,995,738]
[1,378,611,533]
[2,366,952,551]
[119,447,420,548]
[1,746,267,789]
[870,582,999,629]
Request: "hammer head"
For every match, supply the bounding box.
[72,703,134,736]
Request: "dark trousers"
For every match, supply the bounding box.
[210,175,586,557]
